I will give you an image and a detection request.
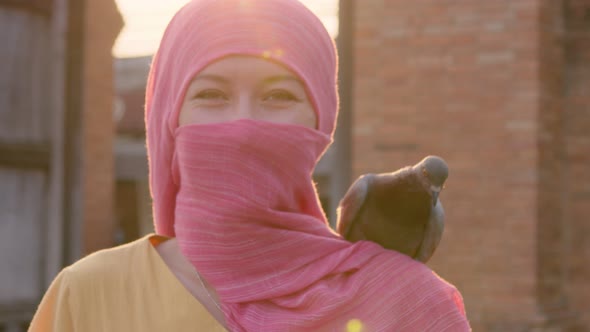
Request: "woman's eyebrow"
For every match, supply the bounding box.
[262,75,304,86]
[192,74,229,84]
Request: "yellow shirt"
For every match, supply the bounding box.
[29,235,227,332]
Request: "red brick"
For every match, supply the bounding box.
[353,0,589,330]
[82,0,123,254]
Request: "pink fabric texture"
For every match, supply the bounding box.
[145,0,471,331]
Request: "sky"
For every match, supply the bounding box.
[113,0,339,58]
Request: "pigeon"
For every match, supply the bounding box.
[336,156,448,263]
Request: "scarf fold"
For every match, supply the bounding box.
[172,120,467,331]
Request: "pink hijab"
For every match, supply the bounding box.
[145,0,470,331]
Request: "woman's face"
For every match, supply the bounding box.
[179,56,317,128]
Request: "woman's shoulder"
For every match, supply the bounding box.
[361,243,466,307]
[63,235,155,287]
[33,235,227,331]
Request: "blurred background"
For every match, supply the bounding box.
[0,0,589,331]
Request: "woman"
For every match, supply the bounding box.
[30,0,471,331]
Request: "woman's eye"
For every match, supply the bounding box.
[263,90,300,102]
[193,89,228,100]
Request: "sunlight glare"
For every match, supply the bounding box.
[113,0,338,58]
[347,319,364,332]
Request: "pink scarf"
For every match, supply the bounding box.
[146,0,470,330]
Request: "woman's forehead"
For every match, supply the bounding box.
[190,56,306,87]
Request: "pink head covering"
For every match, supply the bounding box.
[145,0,470,330]
[146,0,337,236]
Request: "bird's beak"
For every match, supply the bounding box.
[432,190,440,207]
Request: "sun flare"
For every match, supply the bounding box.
[347,319,364,332]
[113,0,339,58]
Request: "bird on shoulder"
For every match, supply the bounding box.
[337,155,449,263]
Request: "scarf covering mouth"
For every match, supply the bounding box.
[145,0,470,330]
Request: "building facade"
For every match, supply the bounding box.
[353,0,590,330]
[0,0,122,330]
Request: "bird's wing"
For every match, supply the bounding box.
[414,199,445,263]
[336,174,374,239]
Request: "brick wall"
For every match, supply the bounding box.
[564,0,590,329]
[81,0,123,253]
[535,0,571,328]
[352,1,589,330]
